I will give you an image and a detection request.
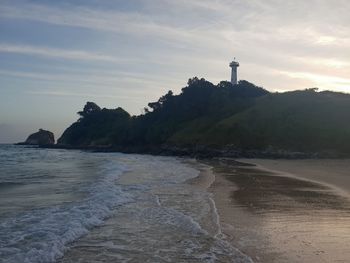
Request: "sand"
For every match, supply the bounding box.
[202,158,350,263]
[185,159,215,189]
[239,158,350,197]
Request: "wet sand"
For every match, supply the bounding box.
[206,158,350,262]
[239,158,350,197]
[185,159,215,190]
[59,157,252,263]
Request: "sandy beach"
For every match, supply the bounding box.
[239,159,350,197]
[204,158,350,262]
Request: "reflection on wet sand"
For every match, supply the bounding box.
[209,158,350,263]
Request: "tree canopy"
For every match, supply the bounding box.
[57,77,350,156]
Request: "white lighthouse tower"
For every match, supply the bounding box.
[229,59,239,85]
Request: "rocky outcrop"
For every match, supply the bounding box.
[20,129,55,146]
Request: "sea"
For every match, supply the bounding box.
[0,144,252,263]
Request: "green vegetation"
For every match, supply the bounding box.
[58,102,131,146]
[58,77,350,156]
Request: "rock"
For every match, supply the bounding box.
[21,129,55,146]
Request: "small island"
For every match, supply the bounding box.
[18,129,55,146]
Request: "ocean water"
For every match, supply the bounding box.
[0,145,251,263]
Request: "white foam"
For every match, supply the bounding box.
[0,153,254,263]
[206,198,222,239]
[154,194,161,207]
[143,206,208,235]
[0,161,132,263]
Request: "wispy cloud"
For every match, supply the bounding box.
[278,70,350,92]
[3,1,349,62]
[0,69,181,92]
[0,3,194,43]
[2,0,350,143]
[0,44,119,62]
[1,1,350,93]
[25,90,145,100]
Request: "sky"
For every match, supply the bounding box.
[1,0,350,143]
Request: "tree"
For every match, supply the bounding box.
[147,90,174,112]
[78,102,101,118]
[217,81,233,89]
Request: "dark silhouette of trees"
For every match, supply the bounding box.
[59,78,271,148]
[59,102,131,146]
[78,102,101,118]
[148,90,174,112]
[57,77,350,155]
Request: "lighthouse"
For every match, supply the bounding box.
[229,59,239,85]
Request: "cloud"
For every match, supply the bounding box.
[1,0,350,93]
[25,90,145,100]
[0,3,194,44]
[0,68,180,86]
[277,70,350,92]
[2,0,350,144]
[0,44,119,62]
[3,1,349,61]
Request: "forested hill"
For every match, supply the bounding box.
[57,77,350,157]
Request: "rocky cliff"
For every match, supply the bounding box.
[21,129,55,145]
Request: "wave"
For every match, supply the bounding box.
[0,152,253,263]
[0,162,132,263]
[0,182,25,188]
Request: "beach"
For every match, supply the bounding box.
[239,159,350,197]
[2,145,350,262]
[1,146,254,263]
[205,158,350,262]
[57,156,252,263]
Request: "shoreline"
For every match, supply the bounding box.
[185,159,216,190]
[30,143,348,159]
[187,159,255,262]
[200,158,350,262]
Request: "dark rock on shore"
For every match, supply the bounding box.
[18,129,55,146]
